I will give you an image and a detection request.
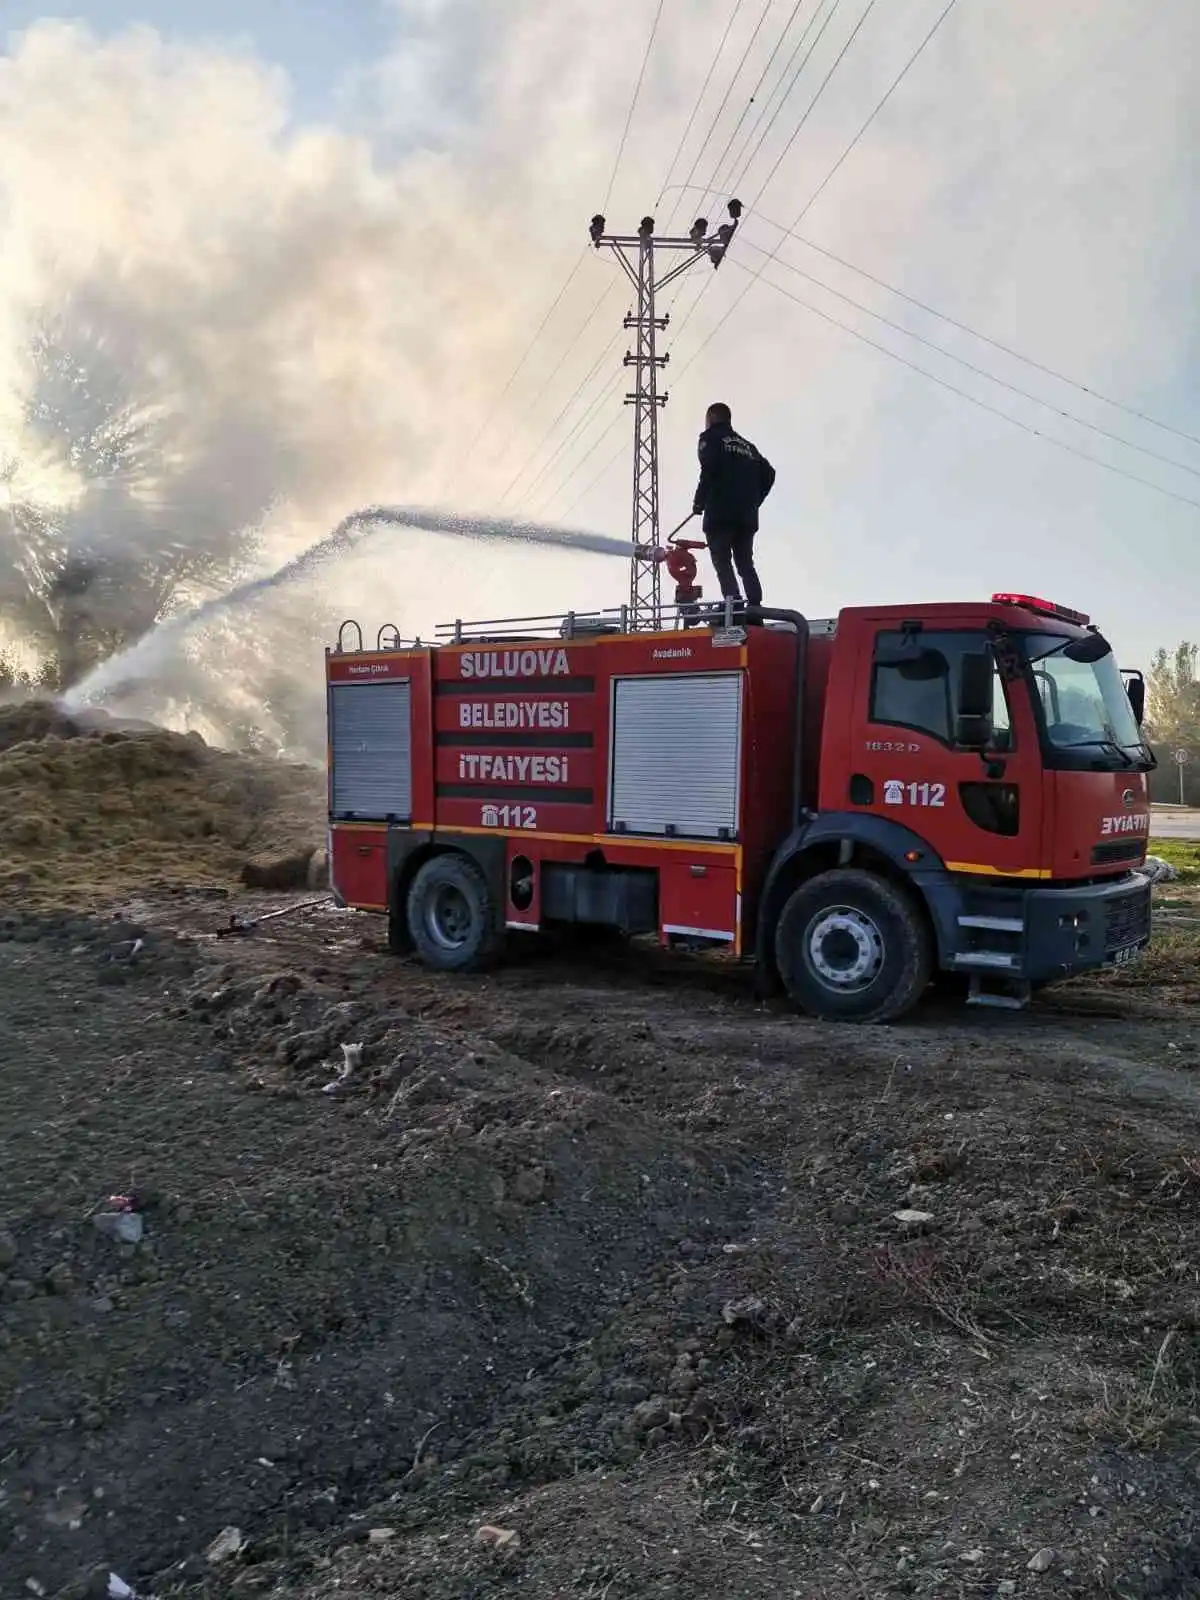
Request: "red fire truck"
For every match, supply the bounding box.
[325,594,1154,1022]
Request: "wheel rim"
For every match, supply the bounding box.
[803,904,885,992]
[424,883,474,951]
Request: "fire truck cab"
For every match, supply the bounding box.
[326,594,1154,1022]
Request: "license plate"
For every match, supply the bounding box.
[1106,942,1146,967]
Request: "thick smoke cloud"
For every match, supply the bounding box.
[0,5,737,741]
[0,0,1196,748]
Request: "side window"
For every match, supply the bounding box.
[870,631,1012,748]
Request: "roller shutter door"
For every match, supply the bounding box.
[609,672,742,839]
[330,680,412,820]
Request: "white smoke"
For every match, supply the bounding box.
[0,8,727,518]
[0,0,1196,746]
[0,7,710,740]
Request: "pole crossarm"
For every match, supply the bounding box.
[586,200,742,629]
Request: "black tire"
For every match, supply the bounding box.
[387,895,413,955]
[774,868,932,1023]
[406,853,502,973]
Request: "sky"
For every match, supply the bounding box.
[0,0,1197,724]
[0,1,397,115]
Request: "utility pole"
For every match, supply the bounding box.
[588,200,742,629]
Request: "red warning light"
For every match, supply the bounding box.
[991,593,1090,626]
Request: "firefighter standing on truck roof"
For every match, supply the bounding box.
[692,402,775,614]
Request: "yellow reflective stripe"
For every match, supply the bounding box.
[330,820,740,857]
[945,861,1051,879]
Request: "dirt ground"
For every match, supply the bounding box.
[3,874,1200,1600]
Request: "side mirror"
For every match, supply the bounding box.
[956,651,994,749]
[1122,669,1146,728]
[874,644,946,679]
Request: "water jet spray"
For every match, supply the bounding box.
[62,504,631,711]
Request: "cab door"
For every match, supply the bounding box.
[843,624,1046,880]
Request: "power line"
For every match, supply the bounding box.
[501,4,737,525]
[655,0,750,211]
[603,0,669,212]
[745,0,881,213]
[785,0,958,229]
[728,256,1200,513]
[528,403,628,520]
[555,421,630,523]
[553,0,869,511]
[556,0,1200,526]
[543,0,863,525]
[662,0,775,233]
[481,303,623,516]
[560,242,1200,522]
[654,261,723,388]
[513,0,744,520]
[673,0,960,383]
[718,0,838,194]
[697,0,812,209]
[491,284,620,505]
[463,0,667,479]
[463,250,586,463]
[558,1,830,530]
[790,0,960,232]
[506,337,627,508]
[518,368,626,510]
[524,3,763,543]
[751,209,1200,451]
[666,0,862,354]
[738,236,1200,480]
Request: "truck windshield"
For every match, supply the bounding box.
[1022,633,1141,751]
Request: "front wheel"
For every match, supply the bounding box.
[406,853,502,973]
[774,868,932,1023]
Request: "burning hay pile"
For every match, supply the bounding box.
[0,701,326,906]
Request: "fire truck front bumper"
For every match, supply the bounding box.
[932,871,1152,984]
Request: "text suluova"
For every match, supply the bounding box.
[459,648,570,679]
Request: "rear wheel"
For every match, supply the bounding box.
[774,868,932,1023]
[387,896,413,955]
[406,854,502,973]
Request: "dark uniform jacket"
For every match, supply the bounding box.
[692,421,776,534]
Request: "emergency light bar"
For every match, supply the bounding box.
[991,592,1090,627]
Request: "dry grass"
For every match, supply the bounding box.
[1083,1328,1200,1450]
[1088,926,1200,1000]
[1148,838,1200,884]
[0,702,324,907]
